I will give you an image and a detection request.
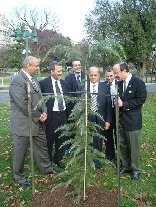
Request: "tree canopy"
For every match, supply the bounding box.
[84,0,156,76]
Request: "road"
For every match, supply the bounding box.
[0,83,156,103]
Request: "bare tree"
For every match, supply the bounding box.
[9,5,60,32]
[8,5,61,58]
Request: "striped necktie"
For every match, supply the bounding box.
[55,81,64,112]
[91,84,97,112]
[31,76,38,92]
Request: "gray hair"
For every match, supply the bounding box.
[48,61,62,72]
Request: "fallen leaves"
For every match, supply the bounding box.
[120,177,126,180]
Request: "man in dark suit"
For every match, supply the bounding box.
[9,56,58,188]
[65,59,85,154]
[88,66,112,169]
[40,61,69,170]
[104,67,117,160]
[113,61,147,181]
[65,59,85,112]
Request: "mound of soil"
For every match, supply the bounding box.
[31,185,118,207]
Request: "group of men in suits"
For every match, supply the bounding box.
[9,56,147,187]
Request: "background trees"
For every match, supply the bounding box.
[85,0,156,76]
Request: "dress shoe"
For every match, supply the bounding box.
[47,169,59,175]
[19,181,32,187]
[65,149,69,155]
[55,161,66,170]
[131,173,140,181]
[115,168,132,175]
[94,160,101,169]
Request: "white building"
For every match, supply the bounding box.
[0,14,11,46]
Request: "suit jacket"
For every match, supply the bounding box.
[39,76,70,126]
[118,75,147,131]
[65,72,85,97]
[9,71,47,137]
[65,72,85,114]
[78,81,112,127]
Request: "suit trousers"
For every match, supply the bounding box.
[46,110,67,163]
[119,118,141,173]
[88,114,103,152]
[104,108,116,160]
[13,125,53,184]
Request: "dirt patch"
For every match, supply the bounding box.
[31,185,118,207]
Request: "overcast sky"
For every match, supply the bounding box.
[0,0,95,42]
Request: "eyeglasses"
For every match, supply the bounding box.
[114,70,121,75]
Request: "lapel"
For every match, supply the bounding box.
[60,79,66,94]
[118,81,123,98]
[47,76,54,94]
[81,72,85,80]
[97,82,103,103]
[72,73,77,82]
[87,82,91,98]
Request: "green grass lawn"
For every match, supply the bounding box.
[0,93,156,206]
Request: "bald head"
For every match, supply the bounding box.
[23,56,39,76]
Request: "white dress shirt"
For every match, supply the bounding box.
[51,76,66,111]
[109,79,115,108]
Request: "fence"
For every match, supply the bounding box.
[140,74,156,83]
[0,74,156,88]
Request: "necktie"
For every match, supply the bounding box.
[123,80,126,93]
[31,76,38,92]
[77,75,80,85]
[91,84,97,112]
[55,81,64,111]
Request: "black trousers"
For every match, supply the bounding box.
[88,114,103,152]
[104,108,116,160]
[46,110,67,163]
[89,113,115,160]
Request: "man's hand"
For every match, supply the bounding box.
[39,112,47,122]
[114,96,123,107]
[104,122,110,130]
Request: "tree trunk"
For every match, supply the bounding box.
[102,54,107,75]
[136,62,146,77]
